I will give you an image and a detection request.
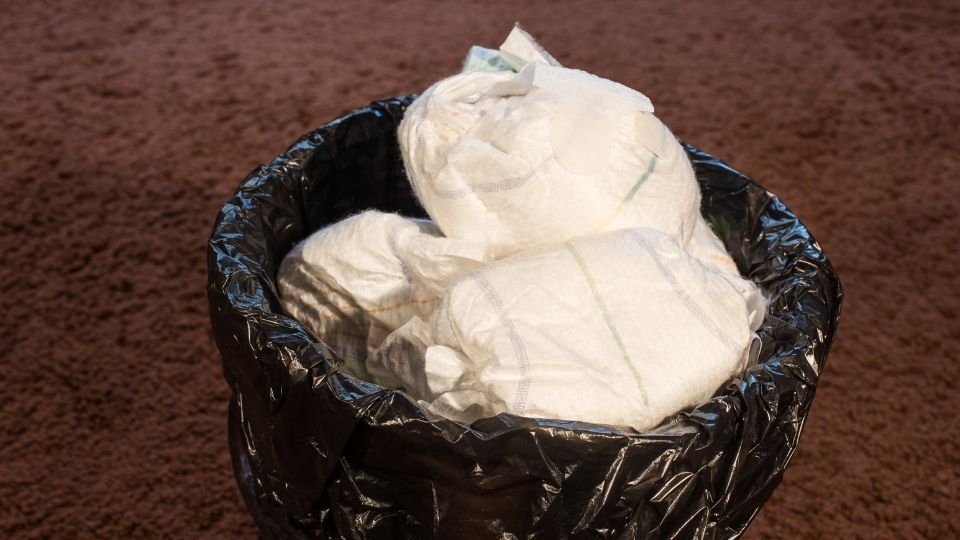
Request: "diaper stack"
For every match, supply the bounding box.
[277,26,765,431]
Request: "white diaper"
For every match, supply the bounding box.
[398,26,702,258]
[369,227,763,430]
[276,211,491,383]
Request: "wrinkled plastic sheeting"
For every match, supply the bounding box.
[207,96,843,539]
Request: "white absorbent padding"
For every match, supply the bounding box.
[276,211,491,380]
[398,26,702,258]
[687,215,768,329]
[369,227,762,430]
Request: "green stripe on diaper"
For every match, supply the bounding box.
[623,153,659,203]
[586,153,662,234]
[566,243,650,406]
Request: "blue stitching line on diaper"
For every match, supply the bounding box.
[470,271,530,415]
[429,155,553,200]
[630,231,745,359]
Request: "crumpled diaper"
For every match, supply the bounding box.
[398,25,702,258]
[369,227,764,430]
[276,210,491,382]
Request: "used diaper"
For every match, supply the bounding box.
[369,228,762,430]
[398,26,701,258]
[276,210,491,382]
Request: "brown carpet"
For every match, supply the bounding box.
[2,1,957,537]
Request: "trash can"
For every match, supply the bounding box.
[207,96,843,539]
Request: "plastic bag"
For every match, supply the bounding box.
[207,96,843,539]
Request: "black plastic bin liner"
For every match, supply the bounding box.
[207,96,843,539]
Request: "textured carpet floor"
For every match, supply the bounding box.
[1,1,958,538]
